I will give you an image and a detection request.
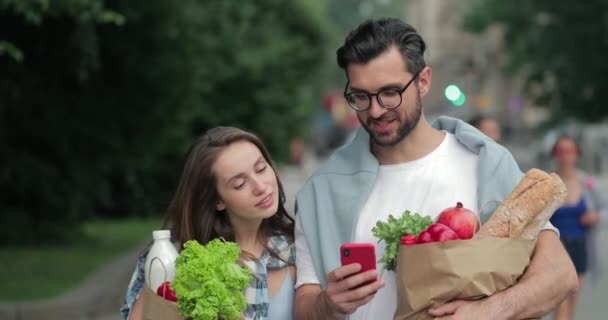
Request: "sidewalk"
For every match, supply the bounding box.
[0,244,143,320]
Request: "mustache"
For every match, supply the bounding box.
[367,112,397,126]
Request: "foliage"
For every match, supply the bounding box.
[0,217,159,301]
[173,239,253,320]
[463,0,608,122]
[372,211,433,271]
[0,0,329,244]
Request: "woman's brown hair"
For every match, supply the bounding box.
[551,135,582,158]
[161,126,294,254]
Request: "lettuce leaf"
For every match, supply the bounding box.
[172,239,253,320]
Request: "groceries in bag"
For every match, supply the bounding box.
[388,168,567,320]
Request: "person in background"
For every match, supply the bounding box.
[469,114,502,142]
[121,127,296,320]
[550,136,602,320]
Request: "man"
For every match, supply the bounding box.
[294,18,578,320]
[470,114,502,142]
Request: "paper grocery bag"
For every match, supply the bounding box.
[394,237,536,320]
[141,283,186,320]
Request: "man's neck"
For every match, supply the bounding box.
[372,119,446,165]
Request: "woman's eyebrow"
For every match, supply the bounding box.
[226,156,264,184]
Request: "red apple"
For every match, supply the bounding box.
[436,202,479,239]
[156,281,177,302]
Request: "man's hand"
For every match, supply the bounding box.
[323,263,385,317]
[429,231,577,320]
[428,299,501,320]
[294,263,385,320]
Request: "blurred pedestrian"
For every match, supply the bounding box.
[290,136,304,165]
[469,114,502,142]
[550,136,602,320]
[121,127,296,320]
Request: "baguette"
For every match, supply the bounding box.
[503,168,548,203]
[518,173,567,240]
[475,169,566,238]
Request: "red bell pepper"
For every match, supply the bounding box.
[416,223,460,243]
[401,235,417,245]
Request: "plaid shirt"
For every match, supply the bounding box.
[120,235,295,320]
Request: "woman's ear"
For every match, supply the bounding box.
[216,201,226,211]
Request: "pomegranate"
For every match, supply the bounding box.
[436,202,479,239]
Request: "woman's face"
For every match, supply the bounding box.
[213,140,279,224]
[553,138,579,168]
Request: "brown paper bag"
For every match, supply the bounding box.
[394,237,536,320]
[141,283,186,320]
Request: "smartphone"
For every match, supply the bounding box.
[340,243,377,288]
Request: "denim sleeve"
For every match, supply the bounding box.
[120,251,148,320]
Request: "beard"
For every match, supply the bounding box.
[359,91,422,147]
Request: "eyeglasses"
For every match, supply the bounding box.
[343,71,420,111]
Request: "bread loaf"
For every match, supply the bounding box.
[503,168,548,203]
[518,173,567,240]
[475,169,566,239]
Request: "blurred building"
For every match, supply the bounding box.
[403,0,549,133]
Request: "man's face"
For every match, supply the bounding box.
[346,46,430,147]
[478,119,501,142]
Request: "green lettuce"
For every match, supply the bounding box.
[371,211,432,271]
[172,239,253,320]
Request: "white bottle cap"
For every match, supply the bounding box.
[152,230,171,240]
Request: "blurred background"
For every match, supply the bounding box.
[0,0,606,319]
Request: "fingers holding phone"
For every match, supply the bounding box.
[340,243,377,287]
[321,243,385,316]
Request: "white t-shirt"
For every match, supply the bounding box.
[295,132,556,319]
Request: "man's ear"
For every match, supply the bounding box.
[417,66,432,98]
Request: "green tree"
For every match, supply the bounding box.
[463,0,608,122]
[325,0,406,87]
[0,0,329,244]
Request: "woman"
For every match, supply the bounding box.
[550,136,601,320]
[121,127,296,320]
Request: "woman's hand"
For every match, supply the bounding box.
[580,211,599,226]
[129,292,144,320]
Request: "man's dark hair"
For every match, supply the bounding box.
[469,114,493,129]
[336,18,426,75]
